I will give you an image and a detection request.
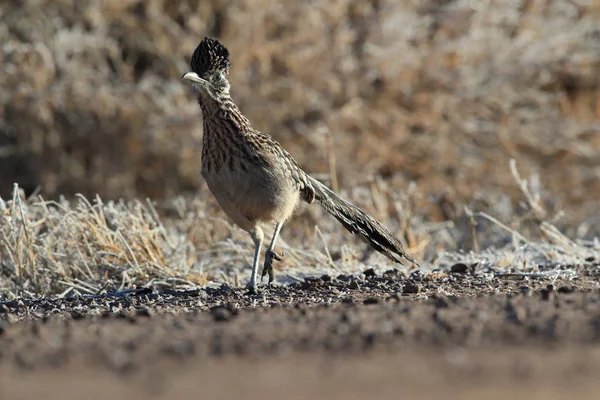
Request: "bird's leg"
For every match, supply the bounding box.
[246,227,264,294]
[262,221,285,284]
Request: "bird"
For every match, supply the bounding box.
[182,37,419,293]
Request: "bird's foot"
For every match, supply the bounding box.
[261,249,285,284]
[245,280,258,295]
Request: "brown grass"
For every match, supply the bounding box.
[1,158,597,298]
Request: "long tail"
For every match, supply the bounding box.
[306,176,419,267]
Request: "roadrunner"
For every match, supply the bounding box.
[183,37,419,292]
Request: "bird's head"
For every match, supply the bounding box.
[182,37,231,100]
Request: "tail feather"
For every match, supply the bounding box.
[307,176,419,267]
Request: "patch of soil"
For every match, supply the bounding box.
[1,270,599,399]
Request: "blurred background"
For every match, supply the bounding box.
[1,0,599,227]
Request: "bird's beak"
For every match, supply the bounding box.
[182,72,206,84]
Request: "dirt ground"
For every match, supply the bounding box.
[1,266,599,399]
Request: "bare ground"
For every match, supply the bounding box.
[1,266,599,399]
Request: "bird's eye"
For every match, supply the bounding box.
[214,72,225,82]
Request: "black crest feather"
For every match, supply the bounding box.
[190,37,230,76]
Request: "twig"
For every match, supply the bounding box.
[314,225,334,266]
[324,127,339,193]
[476,211,550,258]
[509,159,547,220]
[116,230,142,273]
[464,206,480,253]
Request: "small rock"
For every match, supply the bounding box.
[320,274,332,282]
[386,293,401,301]
[349,280,360,290]
[383,269,400,279]
[408,270,424,281]
[70,311,85,320]
[136,308,154,318]
[340,311,358,324]
[133,287,153,296]
[432,296,449,308]
[519,286,532,295]
[363,333,376,348]
[363,297,379,305]
[557,285,574,294]
[216,283,234,295]
[363,268,376,278]
[450,263,468,273]
[402,284,420,294]
[506,303,527,324]
[585,256,596,262]
[341,297,354,304]
[116,313,137,324]
[146,293,160,301]
[304,277,321,285]
[210,306,232,322]
[540,288,554,301]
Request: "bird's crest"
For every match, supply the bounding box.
[190,37,230,76]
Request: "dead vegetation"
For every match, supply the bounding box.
[0,158,598,298]
[0,1,599,298]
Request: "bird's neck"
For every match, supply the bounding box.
[198,94,253,137]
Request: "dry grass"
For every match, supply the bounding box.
[1,160,598,299]
[0,186,199,298]
[0,1,599,298]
